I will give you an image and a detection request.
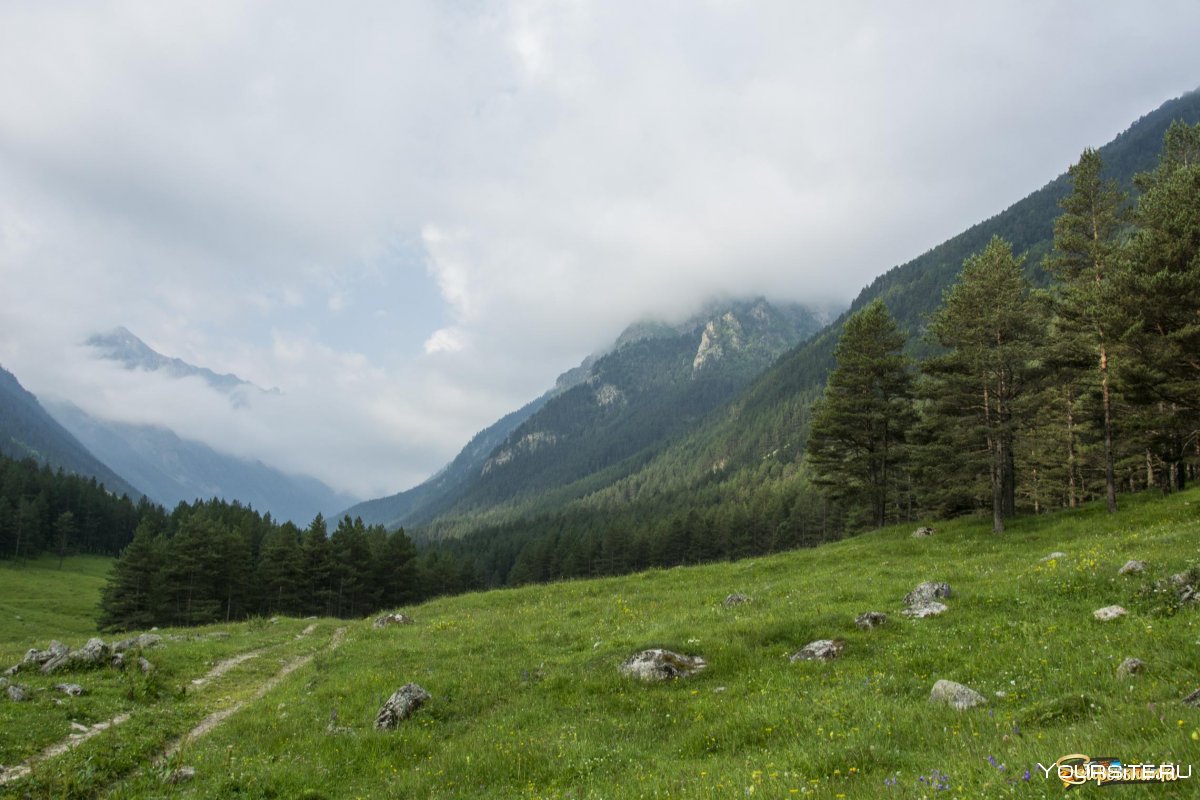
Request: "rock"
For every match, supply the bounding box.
[1183,687,1200,708]
[902,601,948,619]
[618,649,707,681]
[1116,658,1145,678]
[374,683,432,730]
[55,683,85,697]
[208,632,230,639]
[789,639,845,663]
[722,593,751,608]
[0,676,7,688]
[113,633,163,653]
[373,613,414,628]
[929,679,985,710]
[1093,605,1128,622]
[904,582,952,606]
[1040,552,1067,562]
[137,657,154,674]
[169,766,196,784]
[911,526,935,538]
[269,616,281,624]
[6,684,30,702]
[1162,573,1198,604]
[111,653,126,670]
[855,611,888,630]
[14,641,69,673]
[1118,560,1146,576]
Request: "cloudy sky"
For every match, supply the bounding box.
[2,1,1199,499]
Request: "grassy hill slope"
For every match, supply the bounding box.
[3,492,1200,798]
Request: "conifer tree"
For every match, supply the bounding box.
[1046,147,1128,512]
[806,299,915,528]
[921,237,1045,532]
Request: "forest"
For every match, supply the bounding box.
[88,121,1200,629]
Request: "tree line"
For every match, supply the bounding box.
[807,123,1200,531]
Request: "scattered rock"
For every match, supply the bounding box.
[208,632,230,640]
[69,722,89,732]
[929,679,985,710]
[169,766,196,784]
[6,684,30,702]
[618,649,707,681]
[789,639,845,663]
[911,526,935,538]
[373,613,414,628]
[1093,605,1128,622]
[0,676,7,688]
[1183,687,1200,708]
[1162,573,1198,604]
[55,683,85,697]
[113,633,163,653]
[855,611,888,630]
[111,653,126,671]
[902,601,948,619]
[1040,552,1067,563]
[1118,560,1146,576]
[905,582,952,606]
[374,683,432,730]
[722,593,751,608]
[137,657,154,674]
[1117,658,1145,678]
[269,616,281,624]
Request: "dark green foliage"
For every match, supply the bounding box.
[806,300,915,528]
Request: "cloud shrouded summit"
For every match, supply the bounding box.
[1,1,1199,497]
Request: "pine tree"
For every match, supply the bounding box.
[921,237,1046,533]
[98,521,166,631]
[806,299,915,528]
[1046,147,1128,512]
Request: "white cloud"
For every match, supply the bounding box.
[2,0,1200,498]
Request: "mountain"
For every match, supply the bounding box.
[347,298,828,533]
[0,365,142,498]
[86,326,274,404]
[45,401,356,526]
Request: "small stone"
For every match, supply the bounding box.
[902,601,948,619]
[1116,657,1145,678]
[374,683,432,730]
[929,679,985,710]
[1118,560,1146,576]
[373,613,414,628]
[1040,552,1067,563]
[208,632,230,640]
[855,611,888,630]
[904,582,952,606]
[137,657,154,674]
[169,766,196,784]
[1093,605,1128,622]
[618,649,707,681]
[789,639,845,663]
[70,721,89,732]
[1183,687,1200,708]
[722,593,751,608]
[114,633,163,653]
[269,616,281,624]
[911,526,935,538]
[55,683,85,697]
[6,684,30,702]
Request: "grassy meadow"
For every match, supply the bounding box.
[2,489,1200,798]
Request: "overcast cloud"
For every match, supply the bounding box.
[2,1,1199,499]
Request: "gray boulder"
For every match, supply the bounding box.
[929,679,985,710]
[1183,687,1200,708]
[722,593,751,608]
[374,683,432,730]
[169,766,196,784]
[855,611,888,630]
[6,684,30,702]
[1118,560,1146,576]
[619,649,707,681]
[911,526,935,538]
[902,601,948,619]
[789,639,845,663]
[1040,551,1067,563]
[137,657,154,674]
[905,582,952,606]
[113,633,163,653]
[373,613,414,628]
[1093,605,1128,622]
[1117,657,1145,678]
[55,683,85,697]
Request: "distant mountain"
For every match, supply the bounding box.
[0,365,142,498]
[347,297,828,533]
[46,401,356,526]
[86,326,274,402]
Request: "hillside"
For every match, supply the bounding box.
[1,490,1198,797]
[0,366,142,499]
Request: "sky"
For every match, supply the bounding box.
[2,1,1200,500]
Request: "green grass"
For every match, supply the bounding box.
[0,555,113,652]
[4,490,1200,798]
